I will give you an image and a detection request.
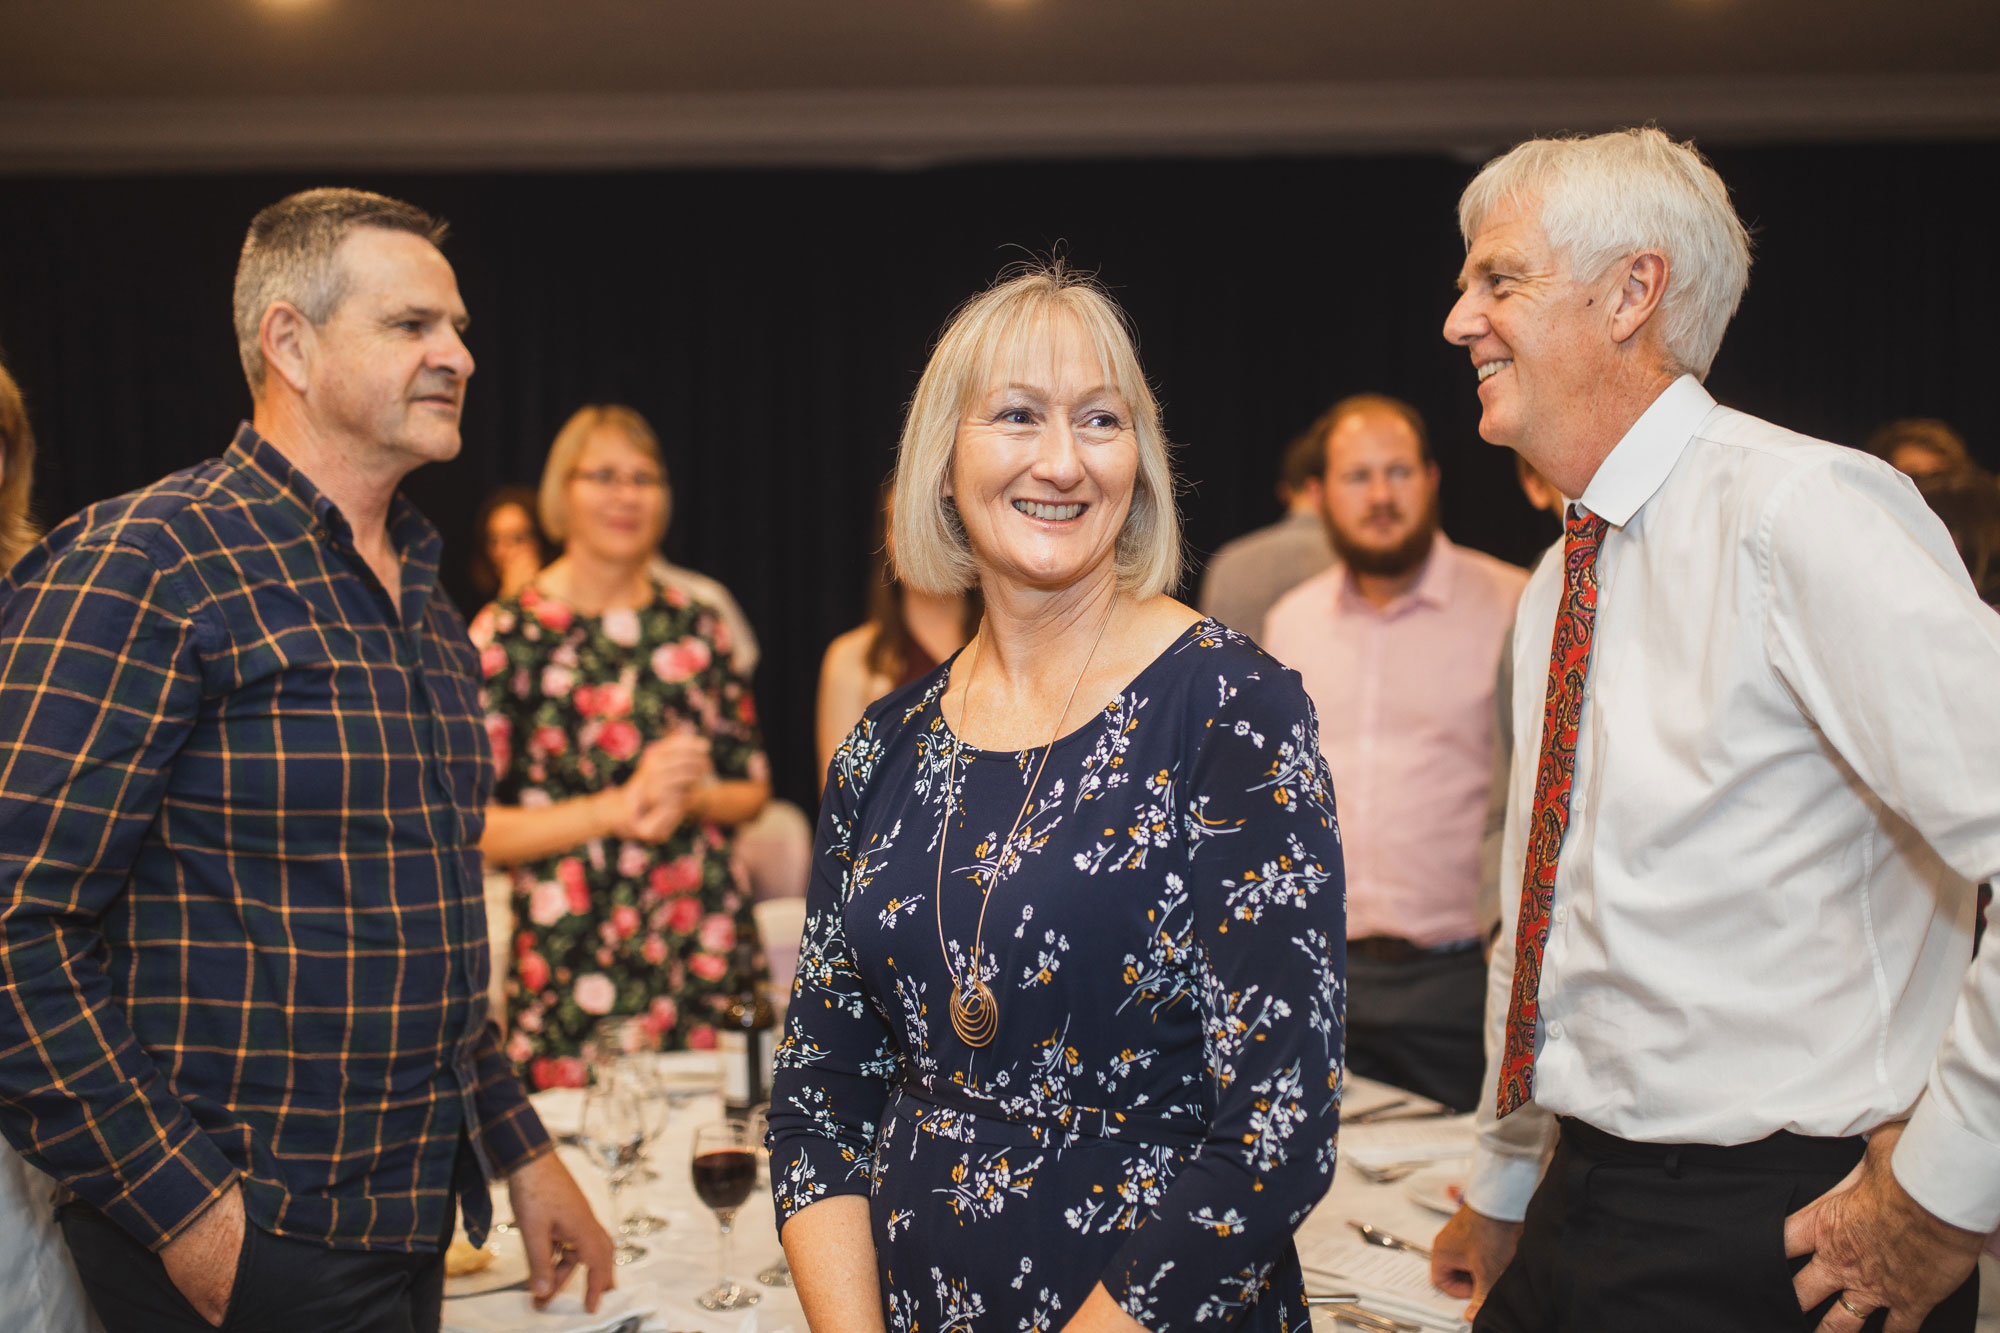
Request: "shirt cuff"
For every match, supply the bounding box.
[1890,1096,2000,1233]
[469,1025,553,1175]
[1463,1142,1546,1224]
[90,1121,242,1252]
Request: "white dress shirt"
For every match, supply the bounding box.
[1467,375,2000,1232]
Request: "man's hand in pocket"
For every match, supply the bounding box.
[160,1184,247,1328]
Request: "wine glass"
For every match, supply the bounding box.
[746,1103,792,1288]
[690,1120,760,1310]
[618,1054,674,1237]
[587,1018,671,1237]
[577,1075,649,1266]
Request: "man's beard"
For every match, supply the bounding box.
[1325,497,1439,578]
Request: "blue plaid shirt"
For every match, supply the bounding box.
[0,425,548,1253]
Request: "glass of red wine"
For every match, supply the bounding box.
[691,1120,761,1310]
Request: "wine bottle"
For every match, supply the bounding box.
[718,939,774,1118]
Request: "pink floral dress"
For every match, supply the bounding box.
[470,580,769,1090]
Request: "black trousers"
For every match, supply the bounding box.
[1343,943,1488,1111]
[60,1200,448,1333]
[1476,1117,1980,1333]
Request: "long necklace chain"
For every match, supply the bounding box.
[933,602,1117,1048]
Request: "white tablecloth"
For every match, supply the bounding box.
[446,1076,1470,1333]
[451,1075,2000,1333]
[445,1085,806,1333]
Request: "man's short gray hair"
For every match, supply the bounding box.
[1458,127,1752,380]
[232,188,448,393]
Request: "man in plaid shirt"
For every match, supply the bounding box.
[0,190,614,1330]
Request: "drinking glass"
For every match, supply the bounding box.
[690,1120,760,1310]
[577,1075,649,1266]
[746,1104,792,1288]
[619,1055,673,1236]
[587,1018,671,1237]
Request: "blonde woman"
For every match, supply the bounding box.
[768,268,1346,1333]
[472,404,771,1087]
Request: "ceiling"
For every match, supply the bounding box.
[3,0,1997,170]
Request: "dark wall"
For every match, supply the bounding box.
[2,142,1994,807]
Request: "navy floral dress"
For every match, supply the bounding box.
[768,620,1346,1333]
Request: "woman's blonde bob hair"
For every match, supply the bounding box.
[537,403,670,545]
[0,358,39,575]
[892,263,1182,600]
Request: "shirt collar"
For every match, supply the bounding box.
[224,423,445,623]
[1576,374,1715,528]
[1336,531,1454,614]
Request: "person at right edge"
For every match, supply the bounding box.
[1428,128,2000,1332]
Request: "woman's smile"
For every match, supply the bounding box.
[1011,498,1087,522]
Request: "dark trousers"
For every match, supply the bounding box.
[60,1199,448,1333]
[1476,1117,1980,1333]
[1343,941,1487,1111]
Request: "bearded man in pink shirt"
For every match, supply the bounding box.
[1264,393,1527,1110]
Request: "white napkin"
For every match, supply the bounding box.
[717,1312,797,1333]
[441,1283,655,1333]
[1340,1075,1442,1121]
[1338,1115,1479,1173]
[1298,1232,1468,1331]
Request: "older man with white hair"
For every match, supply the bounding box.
[1427,128,2000,1332]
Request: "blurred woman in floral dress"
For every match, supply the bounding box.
[473,404,770,1089]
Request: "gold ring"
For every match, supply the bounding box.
[1836,1293,1869,1319]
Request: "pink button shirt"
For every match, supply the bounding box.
[1263,534,1527,946]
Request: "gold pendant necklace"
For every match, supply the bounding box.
[934,602,1116,1048]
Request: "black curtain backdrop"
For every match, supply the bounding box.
[2,141,1994,808]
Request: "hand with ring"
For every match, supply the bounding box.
[1783,1122,1983,1332]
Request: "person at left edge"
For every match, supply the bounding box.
[0,188,614,1333]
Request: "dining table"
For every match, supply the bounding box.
[440,1066,1479,1333]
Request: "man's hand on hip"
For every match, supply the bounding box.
[160,1183,246,1327]
[1784,1122,1983,1333]
[1430,1203,1524,1323]
[507,1149,616,1312]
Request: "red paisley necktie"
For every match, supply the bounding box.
[1496,506,1609,1119]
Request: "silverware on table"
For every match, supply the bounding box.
[1347,1160,1423,1184]
[1346,1219,1433,1259]
[1322,1304,1421,1332]
[1345,1103,1454,1126]
[1303,1291,1362,1305]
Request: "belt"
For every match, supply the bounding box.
[1348,935,1481,964]
[1557,1116,1867,1175]
[894,1077,1209,1152]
